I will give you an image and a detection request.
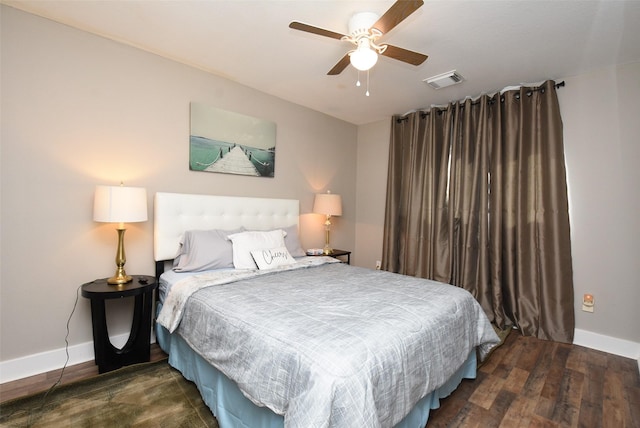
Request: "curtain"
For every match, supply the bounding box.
[382,80,574,343]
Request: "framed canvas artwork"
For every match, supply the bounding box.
[190,103,276,177]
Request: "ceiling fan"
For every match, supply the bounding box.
[289,0,428,75]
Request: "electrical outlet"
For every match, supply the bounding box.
[375,260,382,270]
[582,293,594,313]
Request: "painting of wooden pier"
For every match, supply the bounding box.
[189,103,276,177]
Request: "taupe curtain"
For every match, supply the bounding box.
[382,80,574,343]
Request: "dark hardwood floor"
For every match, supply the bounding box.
[1,334,639,427]
[428,332,640,427]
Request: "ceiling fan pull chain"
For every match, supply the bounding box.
[366,70,370,96]
[356,70,361,87]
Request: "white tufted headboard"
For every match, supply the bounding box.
[154,192,300,262]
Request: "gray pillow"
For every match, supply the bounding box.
[173,228,244,272]
[282,224,306,257]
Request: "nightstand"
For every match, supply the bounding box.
[312,249,351,264]
[81,275,157,373]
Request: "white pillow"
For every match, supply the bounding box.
[250,246,296,270]
[227,229,287,269]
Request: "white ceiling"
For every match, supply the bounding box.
[4,0,640,125]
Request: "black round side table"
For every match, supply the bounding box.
[81,275,157,373]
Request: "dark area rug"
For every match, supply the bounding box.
[0,359,218,427]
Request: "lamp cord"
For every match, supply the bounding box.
[29,284,81,420]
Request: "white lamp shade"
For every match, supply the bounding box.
[93,185,148,223]
[313,192,343,216]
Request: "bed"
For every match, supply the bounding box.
[153,192,499,428]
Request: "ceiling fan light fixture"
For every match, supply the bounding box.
[289,0,427,76]
[350,39,378,71]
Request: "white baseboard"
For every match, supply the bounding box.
[574,328,640,374]
[2,329,638,385]
[0,332,155,385]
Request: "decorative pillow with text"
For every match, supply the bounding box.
[250,246,296,270]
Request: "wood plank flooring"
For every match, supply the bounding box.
[427,332,640,427]
[1,334,639,427]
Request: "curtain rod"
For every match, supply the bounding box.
[396,81,566,122]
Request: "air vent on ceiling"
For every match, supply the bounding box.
[423,70,464,89]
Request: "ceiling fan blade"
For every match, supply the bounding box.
[381,44,428,65]
[327,54,351,75]
[289,21,346,40]
[372,0,424,35]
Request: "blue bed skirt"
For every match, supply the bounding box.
[156,322,477,428]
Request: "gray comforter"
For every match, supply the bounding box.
[161,262,499,428]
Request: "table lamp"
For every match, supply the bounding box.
[313,191,342,255]
[93,184,148,285]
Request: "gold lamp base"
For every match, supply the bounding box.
[322,215,334,255]
[107,270,132,285]
[107,228,133,285]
